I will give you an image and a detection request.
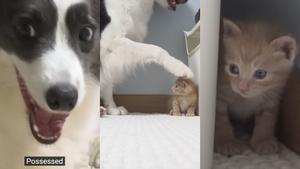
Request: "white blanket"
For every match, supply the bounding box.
[214,146,300,169]
[100,114,200,169]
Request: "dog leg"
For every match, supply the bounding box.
[102,84,128,115]
[108,37,194,78]
[101,37,193,115]
[89,136,100,169]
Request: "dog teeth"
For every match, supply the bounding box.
[33,125,39,132]
[37,133,55,141]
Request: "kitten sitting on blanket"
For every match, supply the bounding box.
[215,18,297,156]
[169,78,198,116]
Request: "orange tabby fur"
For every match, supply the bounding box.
[215,18,297,156]
[169,78,198,116]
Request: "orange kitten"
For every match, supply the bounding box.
[169,78,198,116]
[215,18,297,156]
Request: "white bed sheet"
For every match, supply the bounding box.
[100,114,200,169]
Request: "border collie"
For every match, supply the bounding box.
[0,0,99,168]
[100,0,193,115]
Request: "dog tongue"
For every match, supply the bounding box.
[168,0,177,11]
[34,110,68,137]
[49,119,65,133]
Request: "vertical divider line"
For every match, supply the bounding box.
[200,0,221,168]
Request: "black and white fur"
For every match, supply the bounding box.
[0,0,99,168]
[100,0,110,36]
[100,0,193,115]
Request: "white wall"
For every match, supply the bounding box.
[115,0,200,95]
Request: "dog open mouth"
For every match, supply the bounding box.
[167,0,187,11]
[16,70,69,144]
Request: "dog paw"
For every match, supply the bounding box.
[215,140,247,157]
[108,106,128,115]
[89,138,100,168]
[164,58,194,78]
[89,137,100,169]
[100,106,107,117]
[118,106,128,115]
[174,63,194,78]
[251,138,280,155]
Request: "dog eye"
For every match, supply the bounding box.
[79,26,94,42]
[16,22,36,38]
[229,64,239,75]
[254,69,267,79]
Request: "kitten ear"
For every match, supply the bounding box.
[180,79,187,88]
[223,19,241,38]
[270,36,298,61]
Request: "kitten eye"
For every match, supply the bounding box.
[254,69,267,79]
[229,64,239,75]
[79,26,94,42]
[15,20,36,38]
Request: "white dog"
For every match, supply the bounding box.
[100,0,194,115]
[0,0,100,168]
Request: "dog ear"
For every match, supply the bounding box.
[270,35,297,61]
[100,0,111,34]
[223,18,241,38]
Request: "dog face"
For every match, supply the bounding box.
[0,0,98,144]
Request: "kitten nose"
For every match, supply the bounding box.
[238,81,249,92]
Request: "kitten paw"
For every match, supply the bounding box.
[186,112,195,116]
[251,138,280,155]
[169,109,182,116]
[215,140,247,156]
[169,109,174,115]
[108,106,128,115]
[186,110,195,116]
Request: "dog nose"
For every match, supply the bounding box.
[46,84,78,111]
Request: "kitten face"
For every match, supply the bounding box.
[172,78,194,96]
[223,19,297,98]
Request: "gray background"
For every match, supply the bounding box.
[115,0,200,95]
